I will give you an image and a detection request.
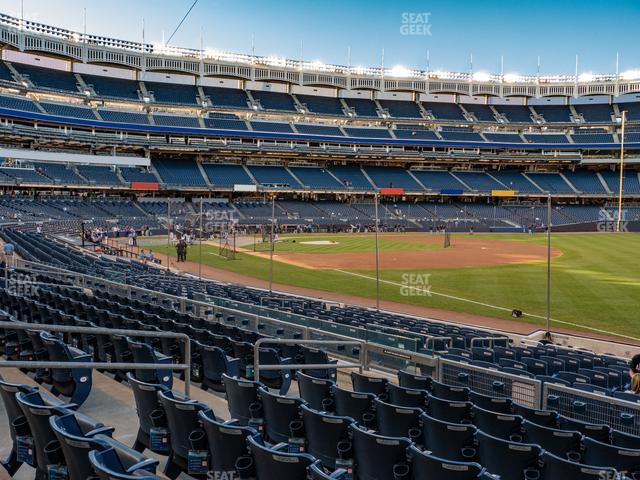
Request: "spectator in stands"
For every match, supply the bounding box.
[3,242,14,257]
[629,354,640,379]
[628,373,640,394]
[36,225,42,234]
[139,249,147,262]
[148,250,155,263]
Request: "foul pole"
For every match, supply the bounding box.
[617,110,627,232]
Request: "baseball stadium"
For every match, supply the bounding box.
[0,1,639,479]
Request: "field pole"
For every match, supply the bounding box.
[166,199,171,272]
[374,191,380,312]
[617,110,626,232]
[269,195,275,295]
[546,194,552,338]
[198,197,203,280]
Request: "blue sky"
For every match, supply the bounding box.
[3,0,640,75]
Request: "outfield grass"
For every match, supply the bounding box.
[144,233,640,337]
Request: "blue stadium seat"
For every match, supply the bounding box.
[476,430,542,480]
[40,332,92,406]
[0,378,38,476]
[350,424,411,480]
[247,434,316,479]
[351,372,389,396]
[89,448,160,480]
[409,446,485,479]
[199,409,258,476]
[50,412,158,480]
[258,387,304,443]
[420,413,477,462]
[397,370,432,390]
[374,397,422,440]
[200,344,240,392]
[222,374,264,426]
[522,420,582,458]
[426,394,473,424]
[539,451,618,479]
[300,404,354,470]
[331,384,375,425]
[157,390,209,479]
[386,383,428,408]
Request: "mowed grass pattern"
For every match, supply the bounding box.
[251,234,440,254]
[147,233,640,337]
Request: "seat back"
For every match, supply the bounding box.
[420,413,477,462]
[222,374,263,426]
[476,430,542,480]
[471,405,522,441]
[386,383,428,408]
[512,403,558,428]
[557,416,611,443]
[582,436,640,474]
[374,398,422,440]
[0,378,36,442]
[540,451,618,480]
[16,390,66,472]
[300,404,353,470]
[397,370,432,391]
[431,379,469,401]
[350,424,411,480]
[199,410,257,474]
[409,446,483,480]
[259,387,304,443]
[521,420,582,458]
[426,394,472,424]
[331,384,374,425]
[247,434,315,479]
[297,371,334,411]
[127,373,167,439]
[351,372,388,396]
[50,413,106,480]
[157,390,207,461]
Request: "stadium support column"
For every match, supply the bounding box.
[269,195,275,295]
[617,110,627,232]
[545,194,552,338]
[374,191,380,312]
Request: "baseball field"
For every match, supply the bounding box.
[143,232,640,338]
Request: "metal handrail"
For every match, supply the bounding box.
[470,336,510,349]
[253,338,364,382]
[0,321,192,398]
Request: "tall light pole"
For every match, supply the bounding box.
[166,199,171,271]
[617,110,627,232]
[545,194,552,338]
[269,195,275,295]
[198,197,203,280]
[374,192,380,311]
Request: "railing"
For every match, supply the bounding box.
[253,338,364,382]
[439,357,542,408]
[0,321,192,398]
[543,383,640,436]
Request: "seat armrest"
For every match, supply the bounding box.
[124,458,160,474]
[85,426,115,438]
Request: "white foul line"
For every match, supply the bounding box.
[333,269,639,341]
